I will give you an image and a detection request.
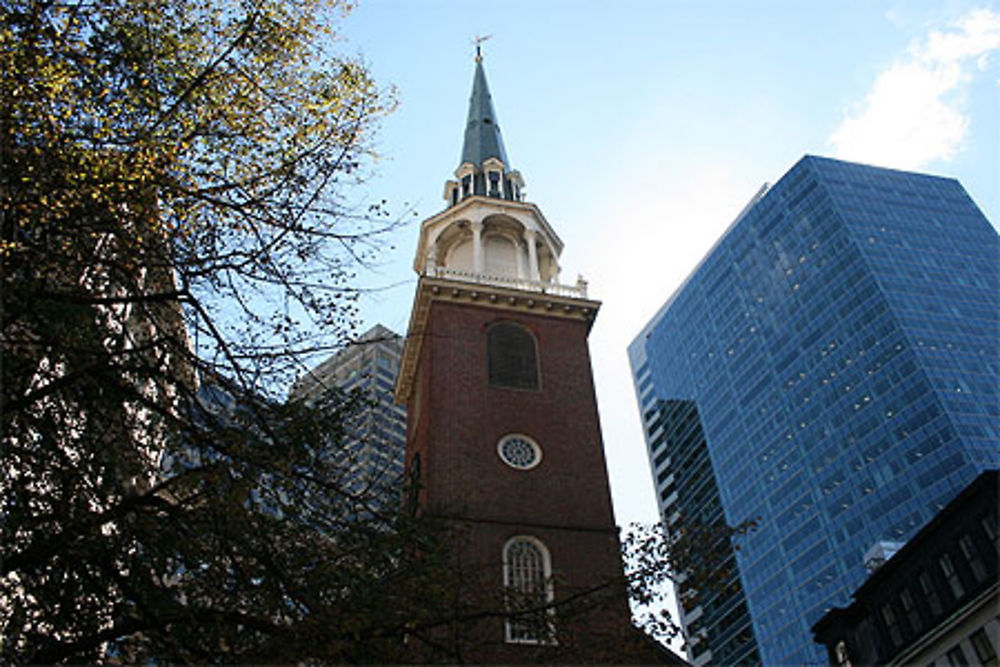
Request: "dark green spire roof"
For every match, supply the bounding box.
[460,59,509,168]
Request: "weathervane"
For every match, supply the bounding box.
[472,34,492,62]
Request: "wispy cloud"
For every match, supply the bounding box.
[830,8,1000,169]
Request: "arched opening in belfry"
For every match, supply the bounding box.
[445,236,474,273]
[484,234,518,277]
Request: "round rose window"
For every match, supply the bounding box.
[497,435,542,470]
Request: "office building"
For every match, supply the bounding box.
[629,156,999,664]
[642,398,760,664]
[291,323,407,511]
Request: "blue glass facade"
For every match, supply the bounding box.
[648,398,760,665]
[628,156,999,665]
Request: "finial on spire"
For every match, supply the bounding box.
[472,34,492,62]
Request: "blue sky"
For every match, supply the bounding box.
[333,1,1000,528]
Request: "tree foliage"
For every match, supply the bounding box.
[0,0,440,661]
[623,517,757,655]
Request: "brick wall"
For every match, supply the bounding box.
[404,296,637,660]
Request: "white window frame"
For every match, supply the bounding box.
[497,433,543,470]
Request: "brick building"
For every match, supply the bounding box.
[394,49,683,663]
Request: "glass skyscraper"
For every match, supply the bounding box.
[291,324,408,512]
[628,156,999,665]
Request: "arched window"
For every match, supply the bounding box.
[503,536,555,644]
[487,322,539,390]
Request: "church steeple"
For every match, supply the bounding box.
[392,41,641,664]
[460,58,509,169]
[410,52,581,307]
[444,49,524,207]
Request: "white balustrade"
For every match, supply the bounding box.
[426,265,588,299]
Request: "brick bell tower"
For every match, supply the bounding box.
[395,49,642,662]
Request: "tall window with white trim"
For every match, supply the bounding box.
[503,536,555,644]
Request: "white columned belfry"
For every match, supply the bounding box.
[405,46,584,299]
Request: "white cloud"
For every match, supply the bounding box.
[920,8,1000,63]
[830,7,1000,169]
